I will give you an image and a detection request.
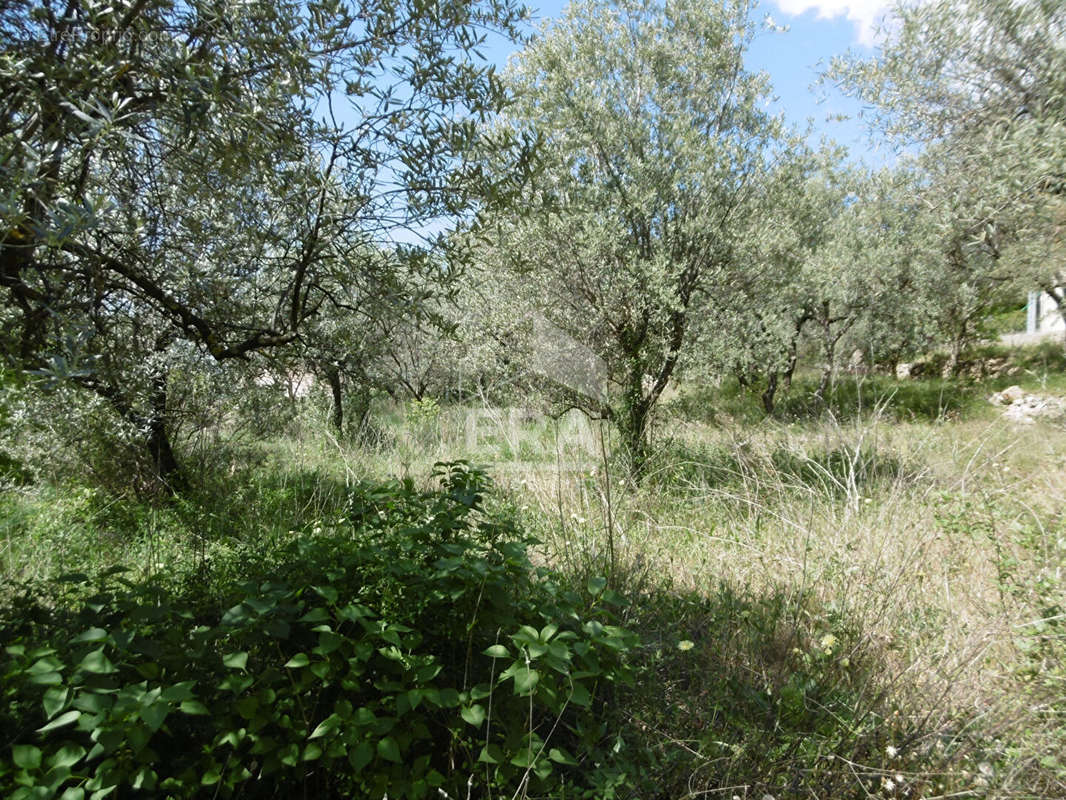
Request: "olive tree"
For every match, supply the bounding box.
[487,0,781,469]
[702,146,853,412]
[0,0,525,485]
[830,0,1066,337]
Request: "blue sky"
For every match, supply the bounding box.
[747,0,892,165]
[380,0,900,243]
[487,0,897,166]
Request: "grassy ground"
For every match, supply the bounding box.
[2,363,1065,797]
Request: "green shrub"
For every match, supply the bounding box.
[0,462,636,799]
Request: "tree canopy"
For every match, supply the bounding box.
[0,0,525,482]
[831,0,1066,328]
[484,0,781,467]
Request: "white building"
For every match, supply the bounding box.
[1026,290,1066,334]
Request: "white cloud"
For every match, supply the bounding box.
[772,0,893,46]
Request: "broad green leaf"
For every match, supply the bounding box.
[27,656,63,676]
[569,682,592,707]
[437,688,461,706]
[221,604,250,627]
[460,704,486,727]
[348,742,373,772]
[222,652,249,670]
[309,714,341,739]
[73,692,112,714]
[376,736,401,763]
[71,628,108,644]
[161,682,196,702]
[314,631,344,656]
[299,607,330,623]
[139,702,169,732]
[77,648,116,675]
[43,687,69,719]
[28,670,62,686]
[12,744,42,769]
[312,585,339,604]
[513,666,540,694]
[37,709,81,733]
[49,744,87,770]
[549,747,579,765]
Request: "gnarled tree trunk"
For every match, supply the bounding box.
[324,364,344,433]
[145,371,182,486]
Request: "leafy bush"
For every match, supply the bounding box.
[0,462,636,799]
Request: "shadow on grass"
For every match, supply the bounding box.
[615,577,978,800]
[0,453,355,588]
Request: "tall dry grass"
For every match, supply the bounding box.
[336,395,1065,797]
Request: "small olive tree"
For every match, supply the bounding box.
[486,0,782,469]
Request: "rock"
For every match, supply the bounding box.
[896,362,912,380]
[990,385,1025,405]
[1003,395,1065,423]
[991,386,1066,423]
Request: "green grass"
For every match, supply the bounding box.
[2,348,1065,797]
[666,345,1066,428]
[0,456,352,591]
